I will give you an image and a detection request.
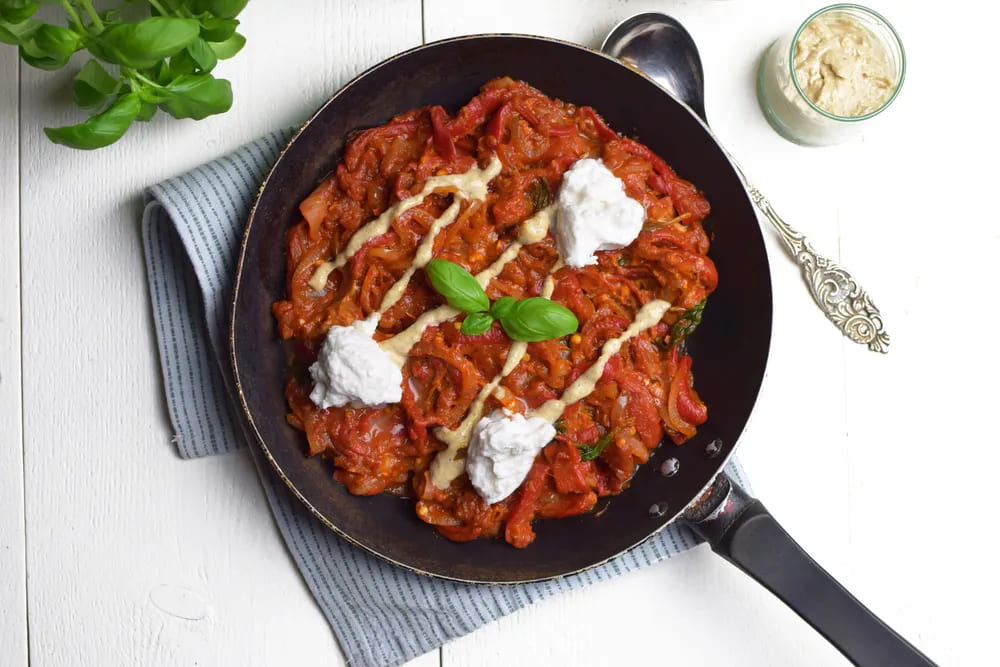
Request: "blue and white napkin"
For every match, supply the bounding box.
[141,130,750,667]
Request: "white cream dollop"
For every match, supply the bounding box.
[465,410,556,504]
[554,157,646,267]
[309,316,403,409]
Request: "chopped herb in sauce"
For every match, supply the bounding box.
[528,178,552,211]
[670,299,706,349]
[577,433,613,461]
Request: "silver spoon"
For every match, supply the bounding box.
[602,13,890,353]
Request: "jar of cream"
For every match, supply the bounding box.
[757,4,905,146]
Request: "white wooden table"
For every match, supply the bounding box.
[3,1,998,665]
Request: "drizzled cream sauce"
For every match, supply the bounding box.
[532,299,670,422]
[429,258,562,488]
[429,297,669,489]
[375,198,463,316]
[378,204,556,368]
[307,156,503,291]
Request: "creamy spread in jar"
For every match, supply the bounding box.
[793,14,894,117]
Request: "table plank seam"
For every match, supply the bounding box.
[13,54,29,667]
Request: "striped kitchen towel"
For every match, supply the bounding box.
[141,130,751,667]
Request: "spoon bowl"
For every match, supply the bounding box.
[602,12,707,122]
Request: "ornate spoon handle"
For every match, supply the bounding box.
[731,162,890,353]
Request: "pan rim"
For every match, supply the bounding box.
[230,32,772,585]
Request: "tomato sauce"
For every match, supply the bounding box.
[273,77,717,547]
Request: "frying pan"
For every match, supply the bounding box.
[231,35,933,666]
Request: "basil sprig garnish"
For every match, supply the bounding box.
[426,258,489,313]
[425,258,578,341]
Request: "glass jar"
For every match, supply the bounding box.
[756,4,905,146]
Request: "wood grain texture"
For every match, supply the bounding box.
[11,1,999,666]
[835,5,1000,665]
[17,2,433,665]
[424,0,987,665]
[0,47,28,667]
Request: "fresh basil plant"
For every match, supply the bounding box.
[0,0,248,149]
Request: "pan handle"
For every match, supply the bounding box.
[682,472,936,666]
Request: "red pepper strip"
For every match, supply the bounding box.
[551,272,595,325]
[674,355,708,425]
[636,224,697,253]
[545,124,576,137]
[429,106,457,161]
[486,102,511,142]
[449,87,513,136]
[504,459,548,548]
[442,320,511,346]
[544,442,590,494]
[350,230,394,279]
[437,524,483,542]
[619,137,711,221]
[619,136,670,176]
[603,356,663,448]
[666,355,705,439]
[299,177,336,239]
[344,120,421,170]
[580,106,618,141]
[512,101,540,127]
[408,423,428,448]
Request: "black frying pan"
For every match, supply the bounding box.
[231,35,933,666]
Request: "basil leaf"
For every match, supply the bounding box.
[669,299,706,349]
[44,92,141,149]
[577,433,613,461]
[73,59,118,110]
[185,37,217,71]
[498,297,578,342]
[159,73,232,120]
[191,0,248,19]
[20,24,81,70]
[489,296,516,320]
[199,17,238,42]
[208,31,244,59]
[136,101,157,122]
[0,0,36,24]
[527,177,551,211]
[460,312,494,336]
[97,17,200,69]
[165,49,197,79]
[425,258,489,313]
[0,17,38,45]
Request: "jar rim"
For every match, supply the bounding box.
[788,3,906,122]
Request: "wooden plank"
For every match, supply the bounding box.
[0,46,27,667]
[836,5,1000,666]
[18,2,435,665]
